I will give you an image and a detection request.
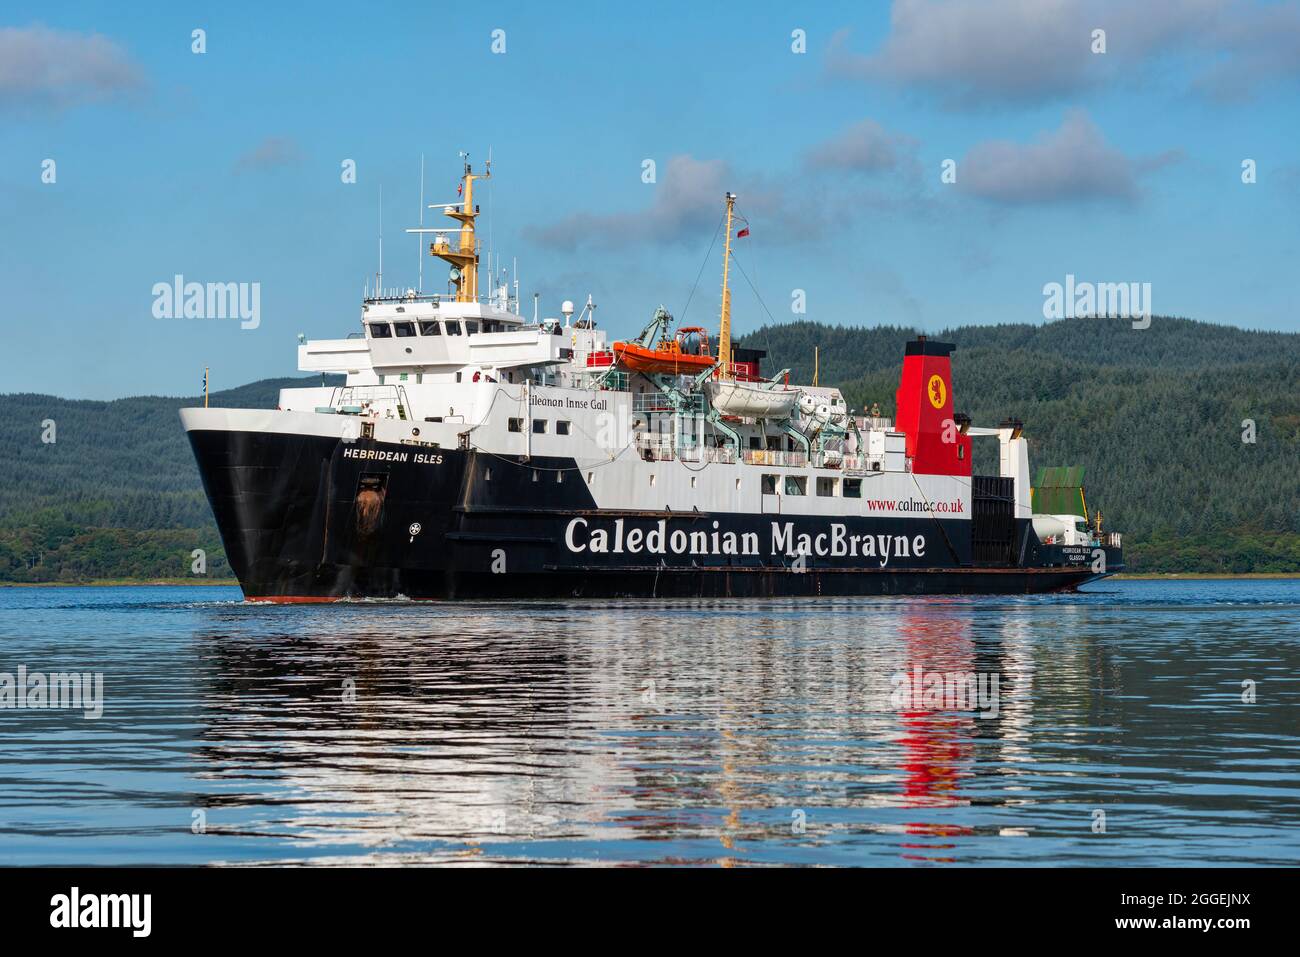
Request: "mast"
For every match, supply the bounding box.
[718,192,736,376]
[428,154,490,303]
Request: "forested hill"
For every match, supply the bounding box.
[1,316,1298,581]
[738,316,1300,573]
[0,376,340,582]
[738,316,1300,385]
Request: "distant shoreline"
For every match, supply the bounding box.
[2,573,1298,588]
[0,579,239,587]
[1113,572,1300,580]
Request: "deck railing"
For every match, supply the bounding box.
[632,392,705,413]
[632,433,889,472]
[681,446,738,465]
[329,384,413,420]
[741,449,808,468]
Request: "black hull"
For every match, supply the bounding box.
[186,428,1123,602]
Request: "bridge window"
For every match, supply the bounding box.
[508,418,524,433]
[817,477,837,497]
[844,478,862,499]
[761,474,778,495]
[419,321,441,336]
[784,476,807,496]
[446,321,463,335]
[465,321,479,335]
[394,321,416,337]
[368,323,393,338]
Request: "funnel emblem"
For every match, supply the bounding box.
[927,374,947,409]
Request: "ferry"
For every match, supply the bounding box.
[181,157,1123,600]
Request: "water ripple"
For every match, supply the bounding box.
[0,580,1297,866]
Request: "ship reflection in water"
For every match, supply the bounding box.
[1,581,1298,866]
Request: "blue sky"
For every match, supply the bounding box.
[2,0,1297,399]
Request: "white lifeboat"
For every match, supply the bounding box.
[704,378,800,418]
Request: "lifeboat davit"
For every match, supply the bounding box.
[612,326,716,375]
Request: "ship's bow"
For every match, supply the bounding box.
[182,408,341,597]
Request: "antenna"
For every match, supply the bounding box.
[417,155,425,293]
[377,184,384,295]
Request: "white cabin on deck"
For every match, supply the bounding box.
[280,295,611,426]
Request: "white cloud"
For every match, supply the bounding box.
[0,25,144,111]
[234,136,304,173]
[827,0,1300,107]
[958,110,1170,205]
[804,118,918,174]
[528,155,811,249]
[1191,0,1300,101]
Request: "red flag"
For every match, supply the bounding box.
[457,183,463,196]
[736,227,750,238]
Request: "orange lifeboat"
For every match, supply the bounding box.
[612,327,716,375]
